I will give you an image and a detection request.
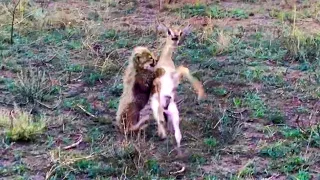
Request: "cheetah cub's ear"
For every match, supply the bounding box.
[133,52,143,67]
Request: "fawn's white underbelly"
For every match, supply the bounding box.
[159,73,175,96]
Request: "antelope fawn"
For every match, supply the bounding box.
[150,23,206,155]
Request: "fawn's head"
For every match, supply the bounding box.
[157,23,192,46]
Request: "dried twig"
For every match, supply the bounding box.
[295,115,307,134]
[304,128,313,159]
[45,154,94,180]
[76,104,96,118]
[36,99,62,110]
[213,108,227,129]
[185,131,199,141]
[168,144,187,156]
[237,159,254,178]
[63,134,83,150]
[9,109,14,129]
[169,162,186,175]
[10,0,21,44]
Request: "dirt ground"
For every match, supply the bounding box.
[0,0,320,179]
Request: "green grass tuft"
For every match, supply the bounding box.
[0,104,46,141]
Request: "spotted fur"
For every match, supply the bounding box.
[116,46,158,134]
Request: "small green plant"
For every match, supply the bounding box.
[108,98,119,110]
[176,32,212,63]
[268,110,286,124]
[66,40,82,50]
[74,159,115,178]
[259,141,300,159]
[88,128,104,142]
[242,0,258,3]
[262,74,286,87]
[207,5,228,19]
[204,137,218,149]
[229,8,249,19]
[244,92,267,118]
[46,151,117,179]
[204,175,219,180]
[189,153,206,165]
[12,68,56,103]
[212,87,228,96]
[63,97,94,115]
[218,114,243,145]
[0,161,28,177]
[259,142,288,159]
[282,156,306,173]
[3,78,15,90]
[296,106,309,114]
[109,83,123,97]
[237,163,255,178]
[84,72,103,86]
[243,68,265,82]
[270,155,307,174]
[101,29,118,40]
[146,159,160,175]
[239,31,286,61]
[281,126,302,139]
[178,4,207,18]
[67,64,83,73]
[233,97,242,108]
[177,4,249,20]
[293,170,311,180]
[0,104,46,141]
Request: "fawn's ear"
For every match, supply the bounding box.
[181,24,192,36]
[157,23,175,37]
[157,23,168,33]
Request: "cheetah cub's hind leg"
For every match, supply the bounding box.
[135,115,149,143]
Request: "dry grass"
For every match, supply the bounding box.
[215,29,231,55]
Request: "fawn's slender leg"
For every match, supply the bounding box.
[167,101,182,155]
[151,96,167,139]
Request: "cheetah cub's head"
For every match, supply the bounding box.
[131,46,158,71]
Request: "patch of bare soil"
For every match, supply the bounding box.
[296,19,320,35]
